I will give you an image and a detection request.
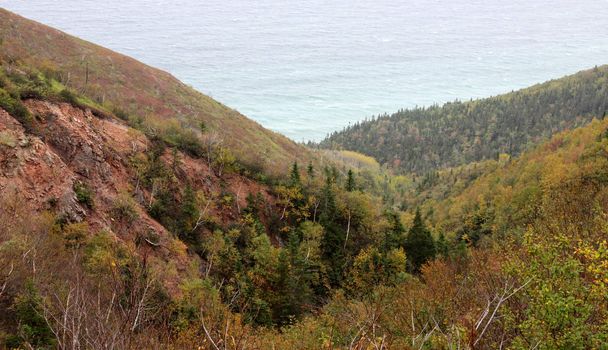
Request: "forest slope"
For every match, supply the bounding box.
[320,65,608,173]
[1,9,607,350]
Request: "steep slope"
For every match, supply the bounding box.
[0,8,308,174]
[320,65,608,173]
[0,97,277,293]
[2,9,607,350]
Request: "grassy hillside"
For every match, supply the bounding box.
[320,65,608,173]
[0,8,308,174]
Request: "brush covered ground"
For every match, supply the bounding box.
[1,8,607,350]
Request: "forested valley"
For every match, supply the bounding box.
[1,8,607,350]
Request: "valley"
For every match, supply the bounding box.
[0,8,607,350]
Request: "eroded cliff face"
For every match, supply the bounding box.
[0,99,275,294]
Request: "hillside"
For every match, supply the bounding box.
[3,88,606,349]
[320,66,608,173]
[0,8,308,174]
[1,9,607,350]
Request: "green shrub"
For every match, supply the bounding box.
[111,106,130,121]
[8,282,56,349]
[0,88,33,129]
[62,222,89,248]
[112,194,139,224]
[73,181,94,208]
[59,88,79,105]
[18,74,52,100]
[161,123,204,157]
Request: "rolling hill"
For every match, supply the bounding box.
[320,66,608,173]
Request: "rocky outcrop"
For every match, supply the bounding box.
[0,99,276,294]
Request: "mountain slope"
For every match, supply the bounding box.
[3,97,603,349]
[320,66,608,173]
[0,8,308,173]
[1,9,607,349]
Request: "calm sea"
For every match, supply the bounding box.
[2,0,608,141]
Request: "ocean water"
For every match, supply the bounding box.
[2,0,608,141]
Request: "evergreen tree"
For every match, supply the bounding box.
[171,147,180,172]
[320,175,345,287]
[456,209,493,246]
[179,184,199,243]
[436,231,449,258]
[273,231,312,326]
[404,208,436,272]
[243,192,260,218]
[346,169,356,192]
[290,161,301,187]
[7,283,56,349]
[307,162,315,179]
[384,211,406,252]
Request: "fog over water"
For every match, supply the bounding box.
[2,0,608,141]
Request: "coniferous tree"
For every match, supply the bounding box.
[290,161,301,187]
[346,169,356,192]
[404,208,436,272]
[307,162,315,179]
[320,175,345,287]
[273,231,313,326]
[384,211,406,252]
[179,184,199,243]
[274,248,296,325]
[436,231,449,258]
[8,283,56,349]
[243,192,260,217]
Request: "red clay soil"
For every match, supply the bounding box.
[0,99,277,295]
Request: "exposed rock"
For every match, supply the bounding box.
[1,99,276,295]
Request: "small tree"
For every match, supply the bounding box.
[7,283,56,349]
[306,162,315,179]
[404,208,435,272]
[290,161,301,187]
[199,120,207,133]
[384,211,406,252]
[346,169,356,192]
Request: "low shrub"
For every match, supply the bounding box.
[62,222,89,248]
[112,106,130,121]
[112,194,139,225]
[73,181,94,209]
[0,88,33,129]
[59,88,79,105]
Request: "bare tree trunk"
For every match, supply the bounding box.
[343,210,351,249]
